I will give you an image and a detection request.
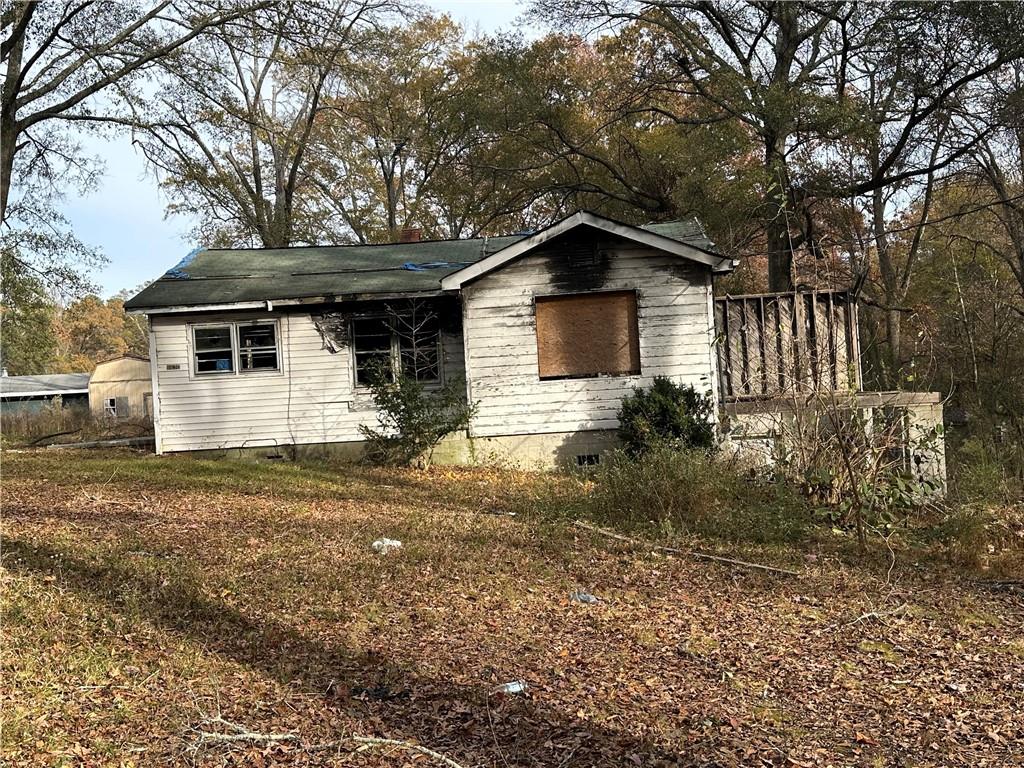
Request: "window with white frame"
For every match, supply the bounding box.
[192,321,279,376]
[352,312,441,386]
[104,397,117,417]
[193,325,234,373]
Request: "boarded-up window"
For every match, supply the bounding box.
[535,291,640,380]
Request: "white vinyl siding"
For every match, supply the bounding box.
[151,311,464,453]
[461,245,717,438]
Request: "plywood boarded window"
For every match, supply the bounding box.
[535,291,640,380]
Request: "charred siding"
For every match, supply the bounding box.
[461,245,717,438]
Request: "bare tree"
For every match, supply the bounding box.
[973,59,1024,297]
[1,0,266,293]
[126,1,404,248]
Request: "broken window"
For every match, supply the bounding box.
[352,311,441,386]
[535,291,641,380]
[104,397,117,417]
[193,325,234,374]
[238,323,279,372]
[353,317,394,385]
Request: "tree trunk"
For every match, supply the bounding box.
[765,134,794,292]
[0,4,29,225]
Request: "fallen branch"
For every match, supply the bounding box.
[193,715,297,745]
[846,602,909,626]
[188,717,466,767]
[573,520,800,577]
[47,436,154,450]
[351,736,468,768]
[28,428,81,446]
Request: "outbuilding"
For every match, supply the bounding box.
[88,355,153,420]
[0,371,90,414]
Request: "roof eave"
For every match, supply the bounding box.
[1,389,90,398]
[126,288,450,316]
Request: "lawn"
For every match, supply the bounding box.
[2,449,1021,767]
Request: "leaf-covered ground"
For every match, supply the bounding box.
[2,450,1021,767]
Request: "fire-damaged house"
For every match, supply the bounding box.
[124,210,945,483]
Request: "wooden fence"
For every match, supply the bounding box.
[714,290,862,402]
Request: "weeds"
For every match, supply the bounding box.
[580,442,809,545]
[1,403,151,447]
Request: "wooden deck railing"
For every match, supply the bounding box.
[714,290,863,402]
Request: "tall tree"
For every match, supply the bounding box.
[129,1,403,248]
[531,1,1024,292]
[0,245,57,375]
[311,15,473,242]
[1,0,264,294]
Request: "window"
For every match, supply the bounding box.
[352,313,441,386]
[194,325,234,374]
[104,397,128,418]
[535,291,640,380]
[238,323,278,371]
[353,317,394,385]
[191,321,280,376]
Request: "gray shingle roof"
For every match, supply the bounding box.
[642,219,715,251]
[0,373,90,396]
[124,214,715,312]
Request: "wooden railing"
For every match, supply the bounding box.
[714,290,863,402]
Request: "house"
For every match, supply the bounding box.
[0,371,90,414]
[124,211,734,464]
[88,355,153,420]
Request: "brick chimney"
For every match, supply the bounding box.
[399,227,422,243]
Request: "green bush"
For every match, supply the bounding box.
[584,442,809,544]
[359,371,476,467]
[617,377,715,456]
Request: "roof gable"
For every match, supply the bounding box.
[440,212,734,291]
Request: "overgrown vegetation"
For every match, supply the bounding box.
[582,442,809,545]
[359,370,476,466]
[617,377,715,456]
[0,404,152,448]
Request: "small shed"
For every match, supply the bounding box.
[0,371,90,414]
[88,355,153,420]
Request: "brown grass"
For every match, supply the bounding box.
[2,449,1022,766]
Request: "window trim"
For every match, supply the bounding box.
[188,319,282,378]
[350,312,443,389]
[534,289,642,382]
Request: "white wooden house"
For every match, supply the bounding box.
[124,211,736,465]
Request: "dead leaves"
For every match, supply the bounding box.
[2,451,1023,766]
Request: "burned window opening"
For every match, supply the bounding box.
[352,302,442,386]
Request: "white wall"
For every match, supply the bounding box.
[461,245,717,438]
[150,311,464,453]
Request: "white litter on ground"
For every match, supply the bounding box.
[372,538,403,554]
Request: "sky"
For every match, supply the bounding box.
[59,1,527,298]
